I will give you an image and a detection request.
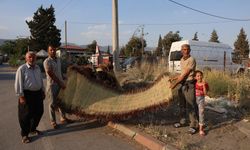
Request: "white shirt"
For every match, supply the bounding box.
[15,63,44,97]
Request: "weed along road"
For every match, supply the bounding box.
[0,63,143,150]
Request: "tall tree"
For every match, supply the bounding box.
[107,45,111,54]
[192,32,199,41]
[162,31,182,57]
[209,29,220,43]
[234,28,249,58]
[87,40,97,54]
[125,36,146,57]
[155,35,163,56]
[26,5,61,50]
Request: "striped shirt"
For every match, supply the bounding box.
[15,63,44,97]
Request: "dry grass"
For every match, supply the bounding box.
[116,57,169,87]
[204,71,250,107]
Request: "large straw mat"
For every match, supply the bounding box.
[58,67,173,119]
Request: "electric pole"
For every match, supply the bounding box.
[112,0,120,72]
[65,20,68,51]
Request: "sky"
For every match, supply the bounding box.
[0,0,250,48]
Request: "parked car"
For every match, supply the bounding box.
[121,57,140,71]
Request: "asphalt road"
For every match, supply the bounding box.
[0,63,143,150]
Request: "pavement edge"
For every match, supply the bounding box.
[107,121,177,150]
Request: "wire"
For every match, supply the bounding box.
[67,20,234,26]
[168,0,250,21]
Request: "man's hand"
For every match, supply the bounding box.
[19,96,26,105]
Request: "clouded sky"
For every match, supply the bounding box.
[0,0,250,47]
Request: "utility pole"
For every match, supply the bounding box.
[112,0,120,72]
[65,20,68,51]
[141,26,144,56]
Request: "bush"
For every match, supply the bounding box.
[8,55,24,67]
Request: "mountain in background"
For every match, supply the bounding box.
[0,39,14,45]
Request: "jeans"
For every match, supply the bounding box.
[196,96,205,125]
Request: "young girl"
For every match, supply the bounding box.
[195,70,209,136]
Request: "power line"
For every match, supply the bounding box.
[67,20,235,26]
[168,0,250,21]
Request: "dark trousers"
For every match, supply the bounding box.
[178,82,199,128]
[18,90,44,137]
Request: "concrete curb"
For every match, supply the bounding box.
[107,122,177,150]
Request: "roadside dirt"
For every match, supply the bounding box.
[122,101,250,150]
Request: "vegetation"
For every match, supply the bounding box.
[26,5,61,50]
[234,27,250,59]
[155,35,163,56]
[192,32,199,41]
[86,40,97,54]
[162,31,182,57]
[209,29,220,43]
[124,36,147,57]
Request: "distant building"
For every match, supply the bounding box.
[58,45,91,57]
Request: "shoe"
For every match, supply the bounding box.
[60,118,74,124]
[51,122,58,129]
[22,136,30,144]
[30,130,43,136]
[188,127,197,135]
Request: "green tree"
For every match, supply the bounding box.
[209,29,220,43]
[162,31,182,57]
[192,32,199,41]
[0,40,16,55]
[155,35,163,56]
[107,45,111,54]
[234,27,249,58]
[26,5,61,50]
[125,36,146,57]
[15,38,29,56]
[87,40,97,54]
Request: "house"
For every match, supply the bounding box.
[58,45,90,57]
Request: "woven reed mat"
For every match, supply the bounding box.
[57,67,173,120]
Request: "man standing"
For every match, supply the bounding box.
[15,51,45,143]
[43,44,72,129]
[169,44,198,134]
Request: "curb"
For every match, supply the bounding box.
[107,122,177,150]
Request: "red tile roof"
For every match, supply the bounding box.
[60,45,86,51]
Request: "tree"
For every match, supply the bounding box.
[125,36,146,57]
[162,31,182,57]
[192,32,199,41]
[234,27,249,58]
[107,45,111,54]
[26,5,61,50]
[155,35,163,56]
[209,29,220,43]
[86,40,97,54]
[0,40,16,55]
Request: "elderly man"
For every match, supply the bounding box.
[43,44,72,129]
[169,44,199,134]
[15,51,45,143]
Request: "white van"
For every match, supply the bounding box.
[168,40,243,73]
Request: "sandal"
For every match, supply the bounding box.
[188,127,197,135]
[60,118,74,124]
[22,136,30,144]
[51,122,58,129]
[30,130,43,136]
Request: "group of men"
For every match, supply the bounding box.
[14,44,72,144]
